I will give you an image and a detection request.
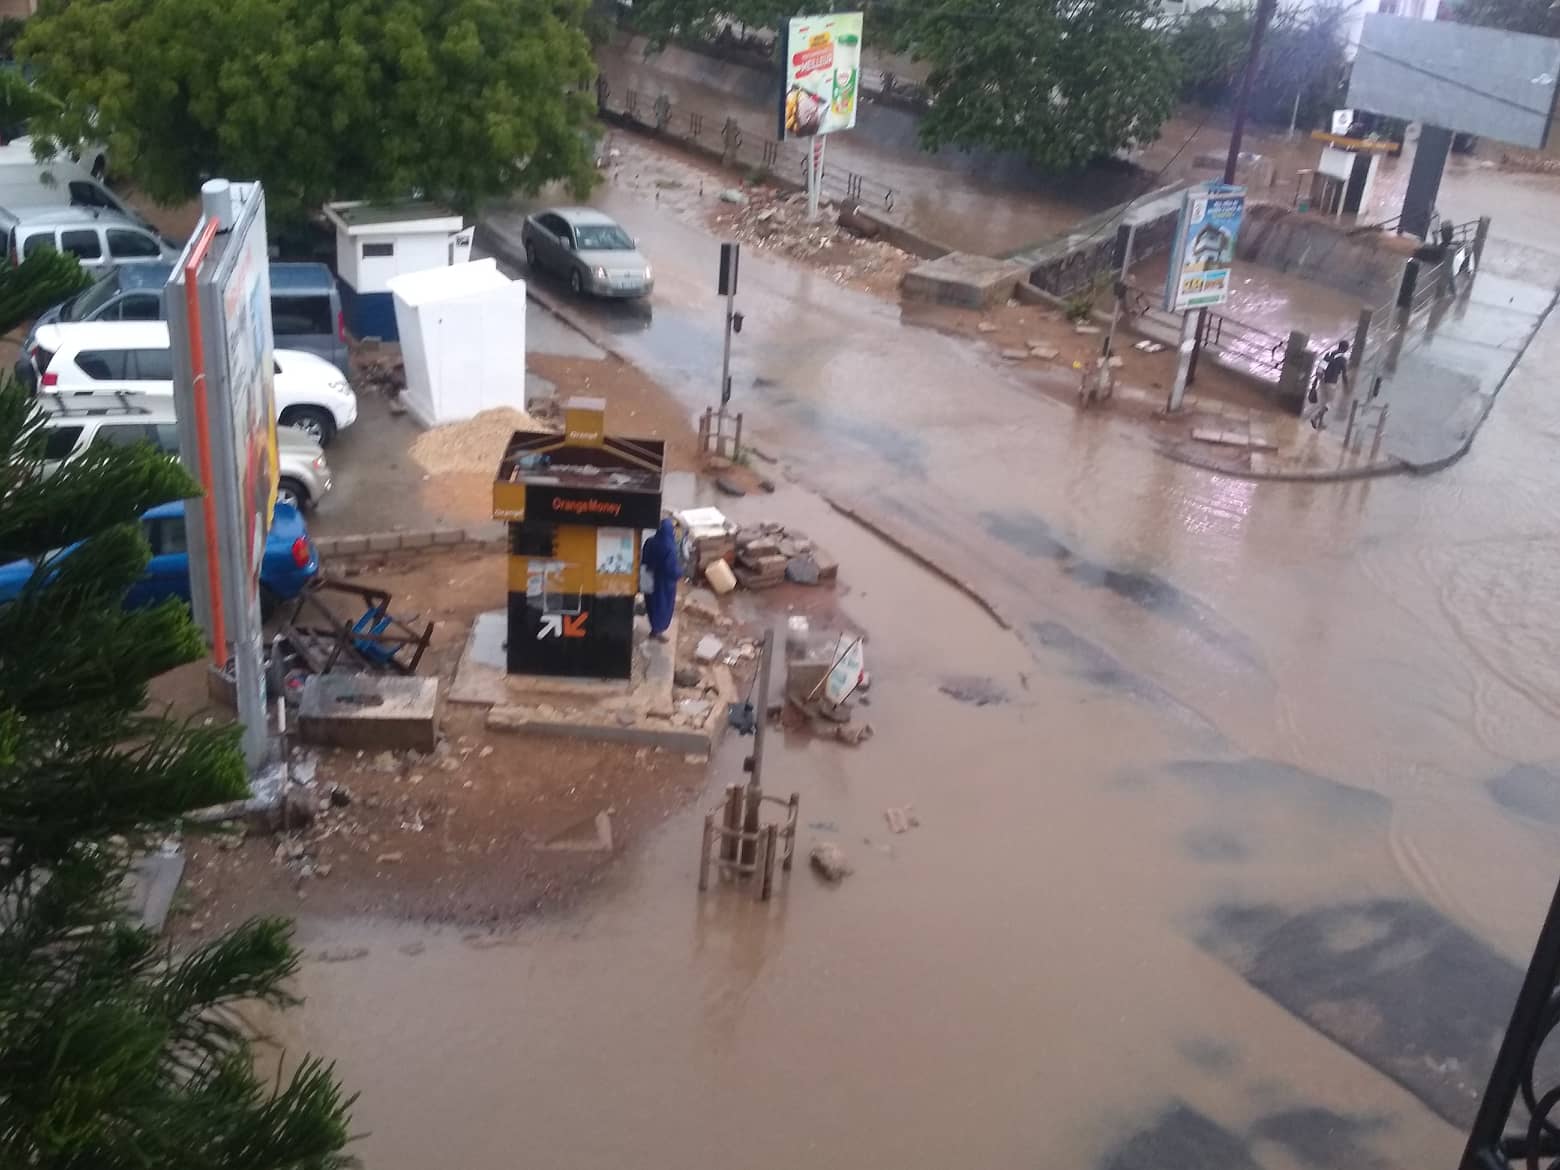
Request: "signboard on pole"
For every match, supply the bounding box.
[779,12,864,140]
[219,202,278,583]
[1163,184,1246,313]
[167,180,276,768]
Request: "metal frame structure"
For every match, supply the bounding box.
[1462,878,1560,1170]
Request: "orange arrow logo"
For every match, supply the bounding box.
[563,612,588,638]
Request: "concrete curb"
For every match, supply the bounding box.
[1155,440,1409,484]
[314,524,507,563]
[819,494,1014,632]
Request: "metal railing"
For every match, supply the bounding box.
[598,82,896,213]
[1124,288,1287,381]
[1459,876,1560,1170]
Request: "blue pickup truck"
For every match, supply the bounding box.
[0,499,319,608]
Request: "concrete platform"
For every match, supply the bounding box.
[900,252,1029,309]
[298,672,440,753]
[453,608,723,754]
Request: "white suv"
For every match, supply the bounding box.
[30,320,357,445]
[36,398,334,510]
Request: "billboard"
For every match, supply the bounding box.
[1349,15,1560,149]
[166,181,276,767]
[1164,184,1245,313]
[779,12,863,140]
[217,199,278,581]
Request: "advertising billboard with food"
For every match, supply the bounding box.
[779,12,864,140]
[1163,183,1245,312]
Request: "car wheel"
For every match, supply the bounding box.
[569,268,583,296]
[279,406,336,447]
[276,476,309,512]
[524,242,539,270]
[91,155,107,181]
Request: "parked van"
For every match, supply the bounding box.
[17,261,348,378]
[0,205,179,274]
[0,156,159,234]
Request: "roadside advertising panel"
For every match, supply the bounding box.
[779,12,864,140]
[217,199,278,581]
[1163,183,1246,313]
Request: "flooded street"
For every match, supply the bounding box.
[286,160,1560,1168]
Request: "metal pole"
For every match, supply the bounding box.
[1288,88,1301,139]
[806,137,825,222]
[784,793,799,871]
[1104,222,1137,362]
[760,824,778,901]
[1189,0,1277,383]
[740,628,773,867]
[720,783,742,864]
[752,823,771,902]
[698,813,714,890]
[719,284,735,407]
[1168,310,1197,413]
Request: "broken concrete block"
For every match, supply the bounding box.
[1029,345,1060,360]
[695,635,723,663]
[809,842,853,882]
[786,555,820,585]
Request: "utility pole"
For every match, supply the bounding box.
[1187,0,1278,385]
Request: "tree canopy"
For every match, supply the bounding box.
[0,254,354,1166]
[18,0,600,218]
[1166,2,1348,130]
[1448,0,1560,36]
[889,0,1179,172]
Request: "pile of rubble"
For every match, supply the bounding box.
[710,187,914,287]
[681,509,838,594]
[353,350,407,398]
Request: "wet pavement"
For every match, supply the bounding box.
[276,152,1560,1169]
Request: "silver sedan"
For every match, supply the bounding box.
[520,207,653,299]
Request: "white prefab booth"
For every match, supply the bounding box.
[388,258,527,428]
[323,200,472,340]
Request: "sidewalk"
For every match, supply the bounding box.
[1368,261,1558,472]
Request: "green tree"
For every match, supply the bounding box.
[1167,3,1348,130]
[1448,0,1560,36]
[887,0,1178,171]
[0,250,354,1165]
[18,0,600,220]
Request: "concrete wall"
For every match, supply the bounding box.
[1014,184,1189,297]
[1236,203,1405,305]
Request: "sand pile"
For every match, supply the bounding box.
[408,407,554,477]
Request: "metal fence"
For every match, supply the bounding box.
[1126,288,1288,382]
[596,80,896,213]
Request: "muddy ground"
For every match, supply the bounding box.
[158,541,854,935]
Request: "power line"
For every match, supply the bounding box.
[1353,40,1553,119]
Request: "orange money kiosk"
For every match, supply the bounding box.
[492,397,666,679]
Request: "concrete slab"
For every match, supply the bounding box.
[451,607,709,750]
[900,252,1029,309]
[121,850,186,933]
[298,673,440,753]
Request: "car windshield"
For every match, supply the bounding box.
[573,224,634,251]
[64,274,121,322]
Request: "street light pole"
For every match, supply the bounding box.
[1187,0,1278,385]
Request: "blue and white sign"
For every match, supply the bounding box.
[1164,183,1245,312]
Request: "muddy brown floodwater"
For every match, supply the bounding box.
[276,137,1560,1169]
